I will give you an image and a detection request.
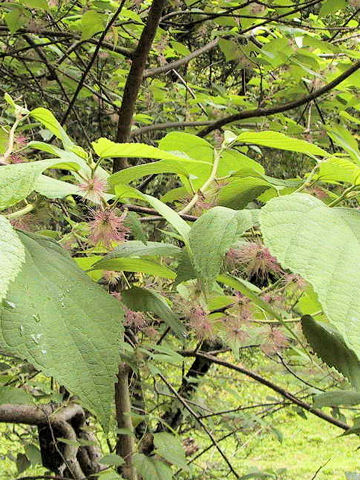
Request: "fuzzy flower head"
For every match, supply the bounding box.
[15,134,27,146]
[124,308,147,329]
[79,175,108,203]
[89,209,129,248]
[222,316,249,344]
[228,242,282,280]
[283,273,307,291]
[188,306,213,339]
[261,327,288,355]
[103,270,121,286]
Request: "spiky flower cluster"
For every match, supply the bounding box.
[261,327,288,355]
[124,308,147,329]
[89,209,129,248]
[79,175,108,203]
[227,242,282,279]
[188,306,213,339]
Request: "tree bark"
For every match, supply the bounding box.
[114,0,167,172]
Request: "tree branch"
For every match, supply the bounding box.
[114,0,167,171]
[60,0,127,126]
[193,353,350,431]
[198,59,360,137]
[143,38,219,78]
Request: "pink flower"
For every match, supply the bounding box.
[89,209,129,248]
[283,274,307,291]
[188,306,213,339]
[261,327,288,355]
[15,134,27,146]
[222,316,249,344]
[7,154,24,164]
[79,176,107,203]
[124,308,147,329]
[261,293,285,309]
[103,271,121,285]
[111,292,122,302]
[227,242,282,279]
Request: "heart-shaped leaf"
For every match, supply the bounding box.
[0,232,123,429]
[0,216,25,302]
[261,193,360,358]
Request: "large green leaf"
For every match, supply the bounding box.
[326,125,360,165]
[114,185,191,242]
[0,386,34,405]
[0,216,25,302]
[133,454,172,480]
[0,159,79,210]
[0,232,123,429]
[100,241,182,260]
[237,131,328,157]
[92,257,176,280]
[158,132,214,163]
[153,432,188,469]
[314,390,360,408]
[109,159,211,190]
[189,207,256,284]
[301,315,360,390]
[261,194,360,359]
[92,138,193,162]
[121,287,185,338]
[218,177,271,209]
[317,156,360,184]
[30,108,73,148]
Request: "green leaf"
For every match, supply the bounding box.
[314,390,360,408]
[217,274,285,321]
[93,138,193,162]
[121,287,185,338]
[100,241,181,260]
[218,177,271,209]
[236,131,328,157]
[92,258,176,279]
[319,0,346,17]
[35,175,80,199]
[100,454,125,467]
[114,185,191,242]
[326,125,360,165]
[301,315,360,391]
[133,453,173,480]
[0,216,25,302]
[80,10,105,40]
[158,132,214,163]
[5,7,28,34]
[30,108,73,148]
[261,194,360,360]
[189,207,255,285]
[20,0,49,9]
[109,158,211,189]
[0,386,33,405]
[154,432,188,469]
[0,232,123,429]
[0,159,79,210]
[317,156,360,184]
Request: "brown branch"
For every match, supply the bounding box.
[159,372,240,479]
[198,59,360,137]
[61,0,127,126]
[120,203,198,221]
[114,0,167,171]
[115,363,138,480]
[0,25,133,58]
[0,403,101,479]
[193,353,350,431]
[143,38,219,78]
[130,120,213,137]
